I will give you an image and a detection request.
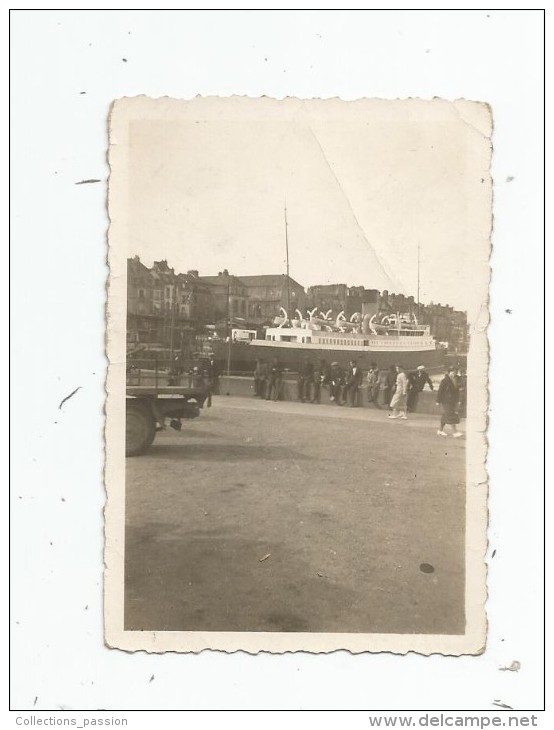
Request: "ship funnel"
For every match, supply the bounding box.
[362,313,371,335]
[361,290,379,319]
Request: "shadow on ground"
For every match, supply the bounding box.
[139,443,309,462]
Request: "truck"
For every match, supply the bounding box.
[125,355,209,456]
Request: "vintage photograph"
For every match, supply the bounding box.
[105,96,490,653]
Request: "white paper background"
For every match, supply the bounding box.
[10,7,545,713]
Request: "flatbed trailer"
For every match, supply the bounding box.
[126,385,208,457]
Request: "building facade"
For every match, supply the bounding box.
[177,270,216,326]
[238,274,306,324]
[199,270,249,322]
[419,303,469,353]
[127,257,216,353]
[306,284,349,317]
[307,284,380,320]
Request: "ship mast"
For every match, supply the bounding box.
[417,243,420,318]
[226,275,232,377]
[284,205,291,319]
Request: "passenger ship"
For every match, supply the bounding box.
[209,207,446,373]
[210,308,446,373]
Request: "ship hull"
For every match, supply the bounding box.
[209,340,447,374]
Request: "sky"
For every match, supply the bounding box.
[124,98,492,317]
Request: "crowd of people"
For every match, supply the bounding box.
[163,352,466,437]
[252,356,466,437]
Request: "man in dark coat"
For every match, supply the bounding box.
[206,355,220,392]
[311,358,328,404]
[343,359,363,407]
[297,356,314,403]
[266,357,283,401]
[407,365,434,412]
[201,356,220,407]
[436,367,462,437]
[253,358,268,398]
[366,362,380,407]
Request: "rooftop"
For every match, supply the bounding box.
[237,274,305,290]
[200,273,247,286]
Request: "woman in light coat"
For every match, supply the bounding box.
[388,365,409,419]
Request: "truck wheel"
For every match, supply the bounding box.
[126,402,156,457]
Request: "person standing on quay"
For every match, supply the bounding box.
[266,357,283,402]
[388,365,409,419]
[407,364,434,413]
[329,361,345,405]
[208,354,220,394]
[366,362,380,407]
[201,356,220,408]
[253,358,267,398]
[297,356,313,403]
[384,365,397,409]
[344,359,363,407]
[436,367,463,437]
[378,366,389,408]
[311,358,328,404]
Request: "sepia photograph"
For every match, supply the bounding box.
[10,6,545,715]
[105,96,490,654]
